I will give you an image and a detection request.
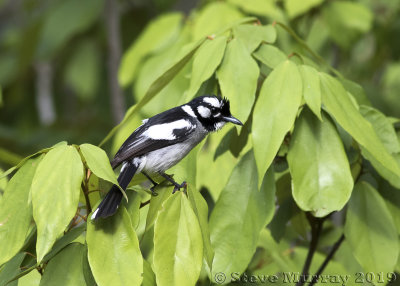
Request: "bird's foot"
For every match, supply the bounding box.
[172,181,187,194]
[150,185,158,196]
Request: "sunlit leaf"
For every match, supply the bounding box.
[17,269,41,286]
[299,65,322,120]
[0,157,41,266]
[217,38,259,123]
[253,44,287,69]
[285,0,324,19]
[87,207,143,286]
[153,193,203,286]
[287,109,353,217]
[253,60,302,187]
[32,145,84,262]
[210,150,275,278]
[320,73,400,178]
[344,182,398,273]
[227,0,282,19]
[40,243,86,285]
[233,24,276,52]
[186,36,227,99]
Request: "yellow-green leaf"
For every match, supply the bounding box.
[87,207,143,286]
[253,44,287,69]
[299,65,322,120]
[288,109,353,217]
[233,24,276,52]
[32,145,84,262]
[153,193,203,286]
[252,60,302,187]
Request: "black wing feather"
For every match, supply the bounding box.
[111,106,196,168]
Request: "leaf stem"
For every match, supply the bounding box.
[309,234,345,286]
[296,214,325,286]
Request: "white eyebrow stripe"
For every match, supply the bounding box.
[142,119,192,140]
[203,97,220,107]
[182,105,196,117]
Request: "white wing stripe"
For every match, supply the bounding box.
[142,119,193,140]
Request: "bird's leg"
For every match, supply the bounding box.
[142,172,158,196]
[159,172,187,194]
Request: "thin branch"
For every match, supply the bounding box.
[140,200,150,208]
[296,214,325,286]
[309,234,345,286]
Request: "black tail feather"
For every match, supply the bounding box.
[91,161,138,220]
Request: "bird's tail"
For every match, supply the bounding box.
[91,161,138,220]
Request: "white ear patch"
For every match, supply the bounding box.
[203,97,220,108]
[197,106,211,118]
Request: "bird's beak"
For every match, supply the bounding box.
[223,115,243,126]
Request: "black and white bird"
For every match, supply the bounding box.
[91,95,242,220]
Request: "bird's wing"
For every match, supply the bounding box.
[111,118,197,168]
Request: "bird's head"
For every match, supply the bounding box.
[187,95,243,132]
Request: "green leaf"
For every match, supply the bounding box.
[99,39,204,147]
[227,0,282,19]
[253,60,302,187]
[82,245,96,286]
[340,78,371,106]
[17,269,41,286]
[79,144,125,199]
[187,186,214,270]
[285,0,324,19]
[0,252,25,286]
[287,109,353,217]
[320,73,400,177]
[142,259,156,286]
[40,243,86,286]
[145,188,172,232]
[217,38,259,123]
[253,44,287,69]
[322,1,373,48]
[233,24,276,52]
[360,106,400,188]
[0,157,42,266]
[118,13,183,87]
[31,145,84,262]
[193,2,244,40]
[299,65,322,120]
[36,0,104,59]
[344,181,398,273]
[87,207,143,286]
[210,150,275,277]
[186,36,227,99]
[153,193,203,286]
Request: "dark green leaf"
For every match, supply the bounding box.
[87,207,143,286]
[0,252,26,286]
[288,109,353,217]
[253,60,302,187]
[344,182,398,273]
[31,145,84,262]
[210,150,275,277]
[0,157,42,266]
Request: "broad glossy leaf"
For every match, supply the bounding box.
[253,44,287,69]
[253,60,302,186]
[153,193,203,286]
[32,145,84,262]
[299,65,322,120]
[233,24,276,52]
[187,185,214,270]
[0,158,41,266]
[79,144,124,198]
[285,0,324,19]
[143,259,156,286]
[287,109,353,217]
[144,188,172,232]
[217,38,259,123]
[186,36,227,99]
[119,13,183,86]
[210,150,275,278]
[17,269,41,286]
[320,73,400,177]
[193,2,243,40]
[36,0,103,59]
[87,207,143,286]
[360,106,400,188]
[40,243,86,286]
[344,182,398,273]
[0,252,25,286]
